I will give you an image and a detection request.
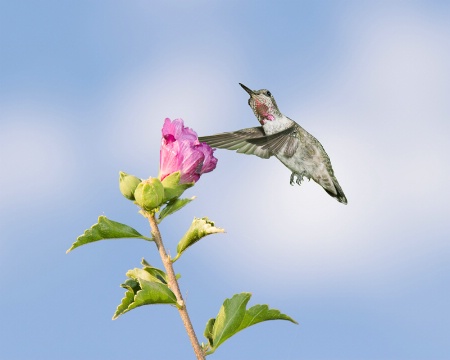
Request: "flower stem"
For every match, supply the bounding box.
[147,213,205,360]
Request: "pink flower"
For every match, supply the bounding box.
[159,118,218,183]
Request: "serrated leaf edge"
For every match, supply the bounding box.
[67,215,153,253]
[205,293,298,354]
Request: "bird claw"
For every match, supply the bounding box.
[290,173,302,186]
[290,173,295,185]
[290,172,309,186]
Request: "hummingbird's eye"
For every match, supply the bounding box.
[266,90,272,97]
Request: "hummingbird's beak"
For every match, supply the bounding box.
[239,83,255,96]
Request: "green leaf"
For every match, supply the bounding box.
[67,216,153,253]
[237,304,298,332]
[113,267,177,319]
[204,318,215,347]
[204,293,298,355]
[158,197,195,223]
[211,293,251,351]
[173,217,225,262]
[141,258,168,284]
[113,281,137,320]
[130,279,177,307]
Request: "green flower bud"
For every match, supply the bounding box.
[134,177,165,211]
[119,171,142,200]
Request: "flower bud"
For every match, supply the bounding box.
[119,171,142,200]
[134,177,165,211]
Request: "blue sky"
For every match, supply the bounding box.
[1,1,450,359]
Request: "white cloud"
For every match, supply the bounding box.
[0,105,79,210]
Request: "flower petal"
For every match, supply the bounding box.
[159,139,181,181]
[159,118,218,185]
[197,143,218,174]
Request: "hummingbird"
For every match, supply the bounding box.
[198,83,348,204]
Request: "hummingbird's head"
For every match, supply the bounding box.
[239,83,281,125]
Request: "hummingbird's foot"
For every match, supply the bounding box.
[290,172,310,186]
[290,173,303,186]
[290,173,296,185]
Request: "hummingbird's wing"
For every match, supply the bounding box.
[199,127,273,159]
[199,125,301,159]
[247,125,300,158]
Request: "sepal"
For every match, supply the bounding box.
[160,171,194,202]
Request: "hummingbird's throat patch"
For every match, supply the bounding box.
[255,103,274,123]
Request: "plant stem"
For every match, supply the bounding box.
[147,213,206,360]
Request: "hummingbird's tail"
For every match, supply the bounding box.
[324,178,347,205]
